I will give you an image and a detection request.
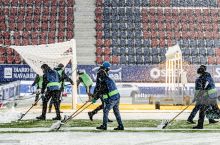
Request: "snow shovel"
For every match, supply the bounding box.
[161,90,206,129]
[160,102,194,129]
[18,94,43,121]
[50,101,93,131]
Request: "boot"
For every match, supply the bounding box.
[114,125,124,130]
[108,119,113,123]
[209,120,219,124]
[187,119,196,124]
[36,115,46,120]
[193,125,203,129]
[52,116,61,120]
[96,125,107,130]
[88,112,94,121]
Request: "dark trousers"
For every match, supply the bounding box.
[48,90,62,112]
[103,98,123,127]
[42,90,61,117]
[188,103,215,123]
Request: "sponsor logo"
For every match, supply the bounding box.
[4,68,12,78]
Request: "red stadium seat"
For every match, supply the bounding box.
[96,56,103,64]
[67,31,74,40]
[7,56,14,64]
[104,55,110,62]
[96,23,103,30]
[0,56,6,64]
[96,47,103,55]
[96,0,103,7]
[67,0,75,7]
[67,7,74,16]
[6,48,13,55]
[96,31,102,39]
[95,7,103,15]
[0,47,6,55]
[104,39,111,47]
[48,31,56,39]
[104,47,111,55]
[208,56,216,65]
[111,56,119,64]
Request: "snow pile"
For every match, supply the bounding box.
[0,108,22,123]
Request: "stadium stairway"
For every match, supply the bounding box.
[74,0,96,65]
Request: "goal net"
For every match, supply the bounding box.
[10,39,78,109]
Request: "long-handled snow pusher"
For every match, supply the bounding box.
[160,102,194,129]
[18,94,43,121]
[161,90,206,129]
[50,101,93,131]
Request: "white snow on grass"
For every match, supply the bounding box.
[0,132,220,145]
[0,108,22,123]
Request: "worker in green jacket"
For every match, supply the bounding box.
[77,70,93,100]
[31,74,43,106]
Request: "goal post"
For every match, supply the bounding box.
[10,39,78,109]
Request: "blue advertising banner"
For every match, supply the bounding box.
[1,64,220,83]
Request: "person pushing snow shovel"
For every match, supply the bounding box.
[88,61,124,130]
[192,66,218,129]
[187,65,218,125]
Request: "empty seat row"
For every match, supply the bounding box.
[0,0,75,7]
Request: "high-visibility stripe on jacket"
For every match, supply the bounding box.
[79,73,93,87]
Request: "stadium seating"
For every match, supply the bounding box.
[0,0,75,64]
[95,0,220,65]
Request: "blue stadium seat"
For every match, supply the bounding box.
[120,55,127,64]
[120,47,127,54]
[191,48,199,56]
[112,23,119,31]
[103,8,111,16]
[182,39,189,47]
[112,47,120,55]
[119,23,127,30]
[111,15,118,23]
[126,0,133,7]
[136,55,144,64]
[104,23,110,30]
[128,47,135,55]
[182,47,191,56]
[197,39,206,47]
[186,0,194,6]
[152,48,160,56]
[120,31,127,39]
[112,7,117,16]
[127,23,134,30]
[192,56,200,64]
[160,55,166,62]
[183,56,192,63]
[127,39,134,47]
[135,39,142,47]
[199,47,207,56]
[152,56,160,64]
[142,0,149,6]
[104,0,111,7]
[118,0,126,7]
[119,39,126,47]
[119,7,125,16]
[206,47,215,56]
[143,48,151,55]
[128,55,135,64]
[112,0,118,7]
[134,0,141,6]
[200,56,208,64]
[136,47,143,55]
[126,7,133,16]
[112,39,119,47]
[143,39,151,47]
[214,39,220,47]
[127,31,135,39]
[144,56,152,64]
[112,31,118,39]
[104,30,110,39]
[160,48,167,55]
[206,40,214,47]
[189,40,197,47]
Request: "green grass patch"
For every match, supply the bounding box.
[0,119,220,131]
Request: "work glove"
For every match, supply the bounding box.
[91,98,97,104]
